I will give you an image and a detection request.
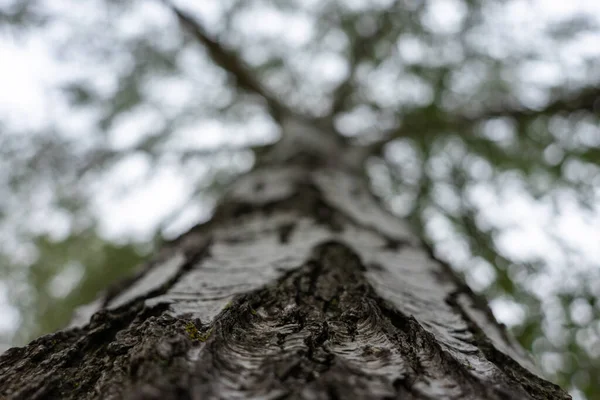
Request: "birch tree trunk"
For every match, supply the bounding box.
[0,130,569,399]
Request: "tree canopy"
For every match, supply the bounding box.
[0,0,599,398]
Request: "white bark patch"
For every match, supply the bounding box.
[455,293,540,375]
[228,166,306,204]
[108,253,186,309]
[212,213,297,241]
[146,217,332,322]
[313,169,414,243]
[269,117,341,164]
[68,298,104,328]
[341,238,501,382]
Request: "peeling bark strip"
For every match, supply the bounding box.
[0,165,569,399]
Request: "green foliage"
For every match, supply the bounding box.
[0,0,598,397]
[2,229,149,345]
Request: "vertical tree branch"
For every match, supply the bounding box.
[167,3,290,123]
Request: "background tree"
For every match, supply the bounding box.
[0,0,598,398]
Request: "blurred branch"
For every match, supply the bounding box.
[459,85,600,124]
[378,85,600,146]
[166,3,290,123]
[77,143,265,179]
[330,3,403,115]
[329,72,355,116]
[329,31,377,115]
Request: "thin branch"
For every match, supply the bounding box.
[458,86,600,125]
[329,1,404,115]
[329,23,385,115]
[329,68,357,116]
[76,144,263,179]
[378,85,600,146]
[167,3,289,122]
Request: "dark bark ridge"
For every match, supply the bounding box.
[0,164,569,399]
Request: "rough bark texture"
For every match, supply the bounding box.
[0,162,570,399]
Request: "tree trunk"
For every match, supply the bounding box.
[0,160,569,399]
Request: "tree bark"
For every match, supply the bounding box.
[0,161,569,399]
